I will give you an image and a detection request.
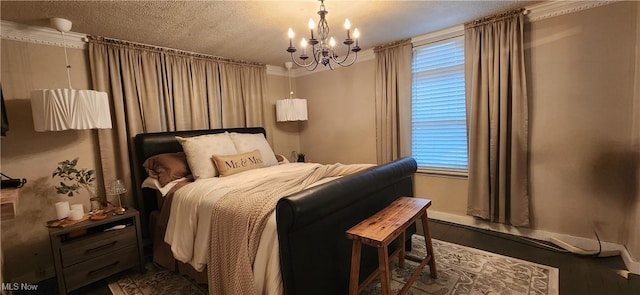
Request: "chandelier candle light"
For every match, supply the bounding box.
[286,0,361,71]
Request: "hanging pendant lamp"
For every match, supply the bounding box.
[30,18,112,132]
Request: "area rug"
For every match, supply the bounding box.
[109,235,558,295]
[108,262,207,295]
[362,235,559,295]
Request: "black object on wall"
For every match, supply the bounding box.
[1,85,8,136]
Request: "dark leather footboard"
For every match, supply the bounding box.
[276,157,418,295]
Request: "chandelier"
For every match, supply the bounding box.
[286,0,361,71]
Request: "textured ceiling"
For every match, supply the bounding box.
[1,0,535,67]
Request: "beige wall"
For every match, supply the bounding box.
[1,40,99,281]
[414,175,468,216]
[296,60,377,165]
[625,0,640,262]
[527,1,637,244]
[295,1,639,259]
[265,73,302,160]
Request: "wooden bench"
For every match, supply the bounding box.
[345,197,437,295]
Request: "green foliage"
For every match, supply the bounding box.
[52,158,96,197]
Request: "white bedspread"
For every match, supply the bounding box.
[163,163,358,294]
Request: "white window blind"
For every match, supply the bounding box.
[411,35,468,174]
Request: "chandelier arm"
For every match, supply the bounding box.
[305,61,321,71]
[330,48,359,67]
[334,51,359,67]
[299,48,322,71]
[290,43,321,68]
[289,53,316,69]
[329,45,353,64]
[312,44,323,65]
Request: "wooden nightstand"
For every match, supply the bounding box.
[48,209,144,294]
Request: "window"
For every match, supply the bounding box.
[411,35,467,174]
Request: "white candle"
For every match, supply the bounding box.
[55,201,70,220]
[70,204,84,214]
[68,209,83,221]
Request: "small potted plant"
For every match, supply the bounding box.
[297,153,306,163]
[52,158,100,210]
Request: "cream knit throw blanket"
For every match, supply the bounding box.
[207,163,373,295]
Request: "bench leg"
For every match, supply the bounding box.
[378,245,392,295]
[398,231,406,268]
[349,240,362,295]
[421,212,437,279]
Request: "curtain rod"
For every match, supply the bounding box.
[465,8,526,29]
[86,35,266,68]
[373,38,411,53]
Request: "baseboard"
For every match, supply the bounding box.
[428,210,639,275]
[621,247,640,275]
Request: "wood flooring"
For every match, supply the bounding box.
[17,219,640,295]
[429,219,640,295]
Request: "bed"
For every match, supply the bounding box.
[132,127,417,295]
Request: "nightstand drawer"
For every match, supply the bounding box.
[61,225,136,267]
[49,209,144,294]
[63,244,139,292]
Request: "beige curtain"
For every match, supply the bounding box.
[465,9,530,227]
[88,36,267,207]
[218,63,266,128]
[374,39,412,164]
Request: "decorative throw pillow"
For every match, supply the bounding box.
[229,132,278,167]
[211,149,265,177]
[141,176,190,196]
[176,132,238,179]
[142,152,191,187]
[276,154,290,164]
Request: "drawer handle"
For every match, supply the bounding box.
[86,241,117,253]
[87,261,120,276]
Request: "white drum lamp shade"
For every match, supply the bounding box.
[30,18,112,132]
[276,98,308,122]
[31,89,112,131]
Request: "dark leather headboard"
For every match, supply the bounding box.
[132,127,266,240]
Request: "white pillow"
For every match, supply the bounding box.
[229,132,278,167]
[176,132,238,179]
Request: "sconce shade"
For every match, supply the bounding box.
[31,89,112,131]
[276,98,308,122]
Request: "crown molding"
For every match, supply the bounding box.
[0,20,87,49]
[411,1,617,45]
[266,65,288,77]
[525,0,617,22]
